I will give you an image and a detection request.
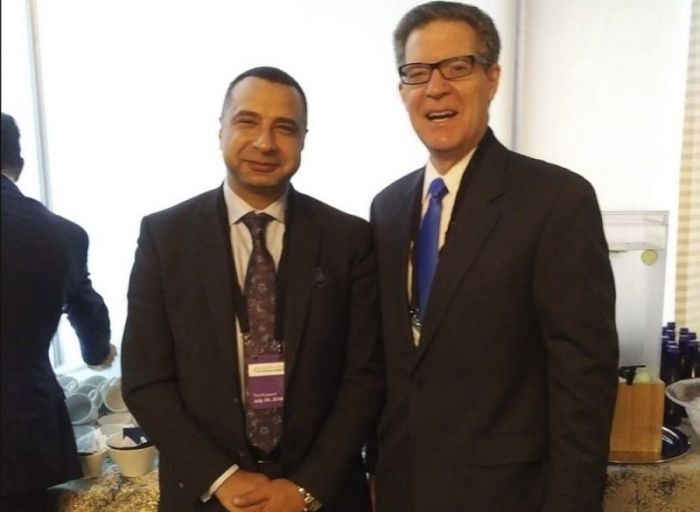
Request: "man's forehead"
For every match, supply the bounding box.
[404,20,481,60]
[231,77,300,102]
[228,77,304,118]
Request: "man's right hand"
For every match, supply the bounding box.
[87,343,117,370]
[215,470,269,512]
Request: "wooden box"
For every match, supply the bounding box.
[609,381,665,455]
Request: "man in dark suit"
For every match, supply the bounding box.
[1,112,115,511]
[370,3,619,511]
[121,67,384,512]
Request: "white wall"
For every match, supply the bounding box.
[516,0,692,319]
[1,1,42,201]
[30,0,520,368]
[6,0,690,368]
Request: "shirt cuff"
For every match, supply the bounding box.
[200,464,240,502]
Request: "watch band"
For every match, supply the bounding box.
[297,486,322,511]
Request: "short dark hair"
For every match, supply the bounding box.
[220,66,308,125]
[393,1,501,66]
[1,112,23,171]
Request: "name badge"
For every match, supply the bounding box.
[247,354,284,410]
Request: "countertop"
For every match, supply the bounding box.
[49,423,699,511]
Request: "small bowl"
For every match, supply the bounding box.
[666,378,700,438]
[79,450,107,479]
[106,434,157,477]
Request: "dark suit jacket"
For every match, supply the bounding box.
[370,130,618,512]
[121,186,384,512]
[1,175,111,495]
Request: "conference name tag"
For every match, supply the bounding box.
[247,356,284,410]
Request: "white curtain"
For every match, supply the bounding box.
[676,0,700,330]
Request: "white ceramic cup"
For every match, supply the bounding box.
[103,380,127,413]
[81,375,108,389]
[76,384,104,409]
[66,393,99,425]
[58,375,79,395]
[79,450,107,479]
[72,424,96,439]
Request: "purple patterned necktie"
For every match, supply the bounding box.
[241,212,283,453]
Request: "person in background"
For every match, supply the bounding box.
[1,112,115,511]
[369,2,619,511]
[121,66,383,512]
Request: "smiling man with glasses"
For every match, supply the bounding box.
[369,2,619,511]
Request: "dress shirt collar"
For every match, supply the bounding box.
[422,148,476,200]
[1,171,17,183]
[222,181,288,226]
[1,173,21,194]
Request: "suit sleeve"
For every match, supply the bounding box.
[62,223,111,365]
[532,178,618,511]
[121,217,237,502]
[290,222,385,505]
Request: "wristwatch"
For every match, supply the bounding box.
[297,486,322,511]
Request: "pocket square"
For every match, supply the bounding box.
[312,266,331,287]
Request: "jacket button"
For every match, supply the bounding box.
[237,448,248,458]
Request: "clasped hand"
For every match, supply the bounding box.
[86,343,117,370]
[215,470,306,512]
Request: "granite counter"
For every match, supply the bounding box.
[50,425,699,512]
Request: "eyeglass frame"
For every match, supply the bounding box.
[398,54,491,85]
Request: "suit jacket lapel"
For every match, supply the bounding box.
[194,189,243,399]
[281,189,321,387]
[386,171,424,351]
[415,132,508,366]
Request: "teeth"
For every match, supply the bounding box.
[427,111,456,120]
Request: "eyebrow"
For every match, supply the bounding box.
[232,110,260,120]
[233,110,300,129]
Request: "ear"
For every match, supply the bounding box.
[14,158,24,181]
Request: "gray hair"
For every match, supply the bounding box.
[393,1,501,66]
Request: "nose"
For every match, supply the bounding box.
[252,127,277,153]
[425,68,450,99]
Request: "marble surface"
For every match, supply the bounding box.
[49,424,699,512]
[604,422,700,512]
[49,459,159,512]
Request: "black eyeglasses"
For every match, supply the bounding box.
[398,54,490,85]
